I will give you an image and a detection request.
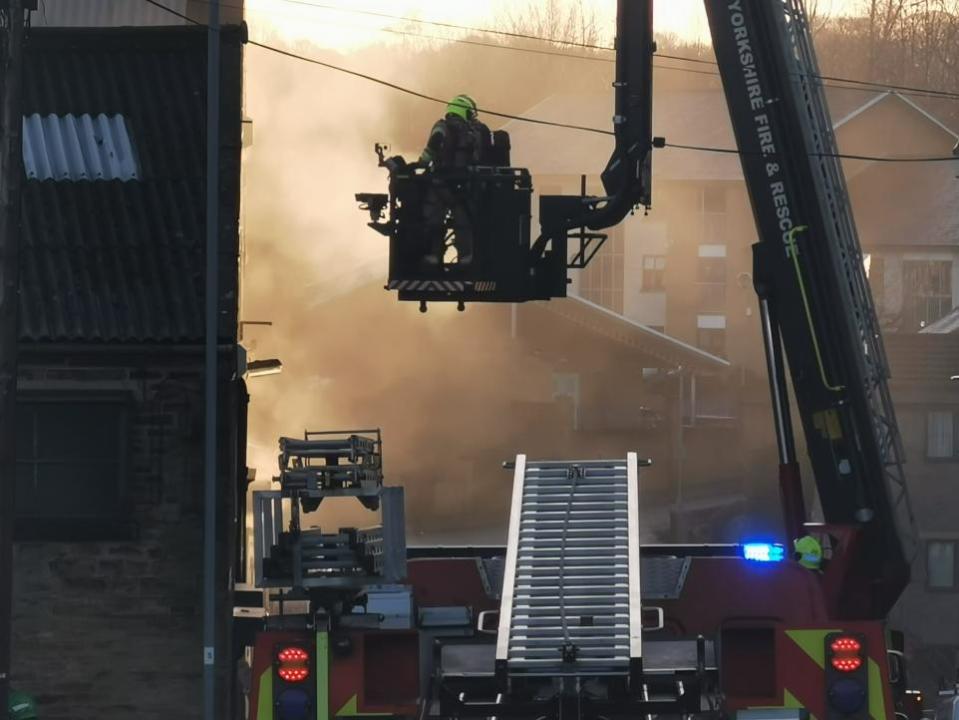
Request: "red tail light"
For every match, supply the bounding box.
[829,636,863,673]
[277,646,310,683]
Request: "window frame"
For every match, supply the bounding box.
[700,185,727,243]
[926,539,959,592]
[580,224,625,313]
[642,254,666,292]
[15,391,134,541]
[902,259,953,331]
[926,409,959,463]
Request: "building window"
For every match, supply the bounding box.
[696,314,726,357]
[927,410,959,460]
[701,186,727,243]
[697,245,727,282]
[927,540,957,590]
[902,260,953,331]
[697,244,727,309]
[642,255,665,291]
[16,394,130,540]
[580,226,624,313]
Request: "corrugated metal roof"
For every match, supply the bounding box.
[519,295,730,373]
[21,179,204,342]
[20,26,244,344]
[885,334,959,381]
[23,113,139,181]
[30,0,190,27]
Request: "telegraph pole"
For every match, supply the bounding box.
[0,0,25,711]
[203,0,220,718]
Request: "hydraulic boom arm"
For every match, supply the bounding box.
[703,0,916,617]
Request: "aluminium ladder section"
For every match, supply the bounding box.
[496,454,643,680]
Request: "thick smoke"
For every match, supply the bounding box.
[241,40,588,541]
[239,26,776,545]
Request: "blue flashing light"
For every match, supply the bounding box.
[743,542,786,563]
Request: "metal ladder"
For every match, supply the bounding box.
[777,0,916,562]
[496,454,645,679]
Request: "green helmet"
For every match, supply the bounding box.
[446,94,477,122]
[9,691,37,720]
[794,535,823,571]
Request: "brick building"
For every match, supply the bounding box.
[12,26,247,718]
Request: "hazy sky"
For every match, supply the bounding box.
[249,0,864,51]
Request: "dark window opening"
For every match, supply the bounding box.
[15,394,131,541]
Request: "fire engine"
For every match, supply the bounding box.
[235,1,923,719]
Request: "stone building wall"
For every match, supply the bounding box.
[11,363,238,720]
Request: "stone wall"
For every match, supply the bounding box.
[11,363,240,719]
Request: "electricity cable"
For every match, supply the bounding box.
[260,0,959,101]
[142,0,959,163]
[180,0,959,101]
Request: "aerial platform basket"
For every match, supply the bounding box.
[356,146,572,308]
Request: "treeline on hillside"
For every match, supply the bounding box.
[811,0,959,128]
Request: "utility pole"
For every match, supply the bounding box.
[203,0,220,718]
[0,0,25,712]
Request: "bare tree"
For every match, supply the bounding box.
[503,0,603,48]
[812,0,959,127]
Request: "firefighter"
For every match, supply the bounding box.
[794,534,824,571]
[419,94,490,266]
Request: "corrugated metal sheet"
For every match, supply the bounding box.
[21,179,204,342]
[30,0,189,27]
[21,26,244,344]
[23,113,139,181]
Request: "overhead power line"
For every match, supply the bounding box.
[184,0,959,102]
[143,0,613,136]
[263,0,615,51]
[142,0,959,164]
[252,3,959,99]
[226,2,724,72]
[263,0,959,102]
[665,142,959,163]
